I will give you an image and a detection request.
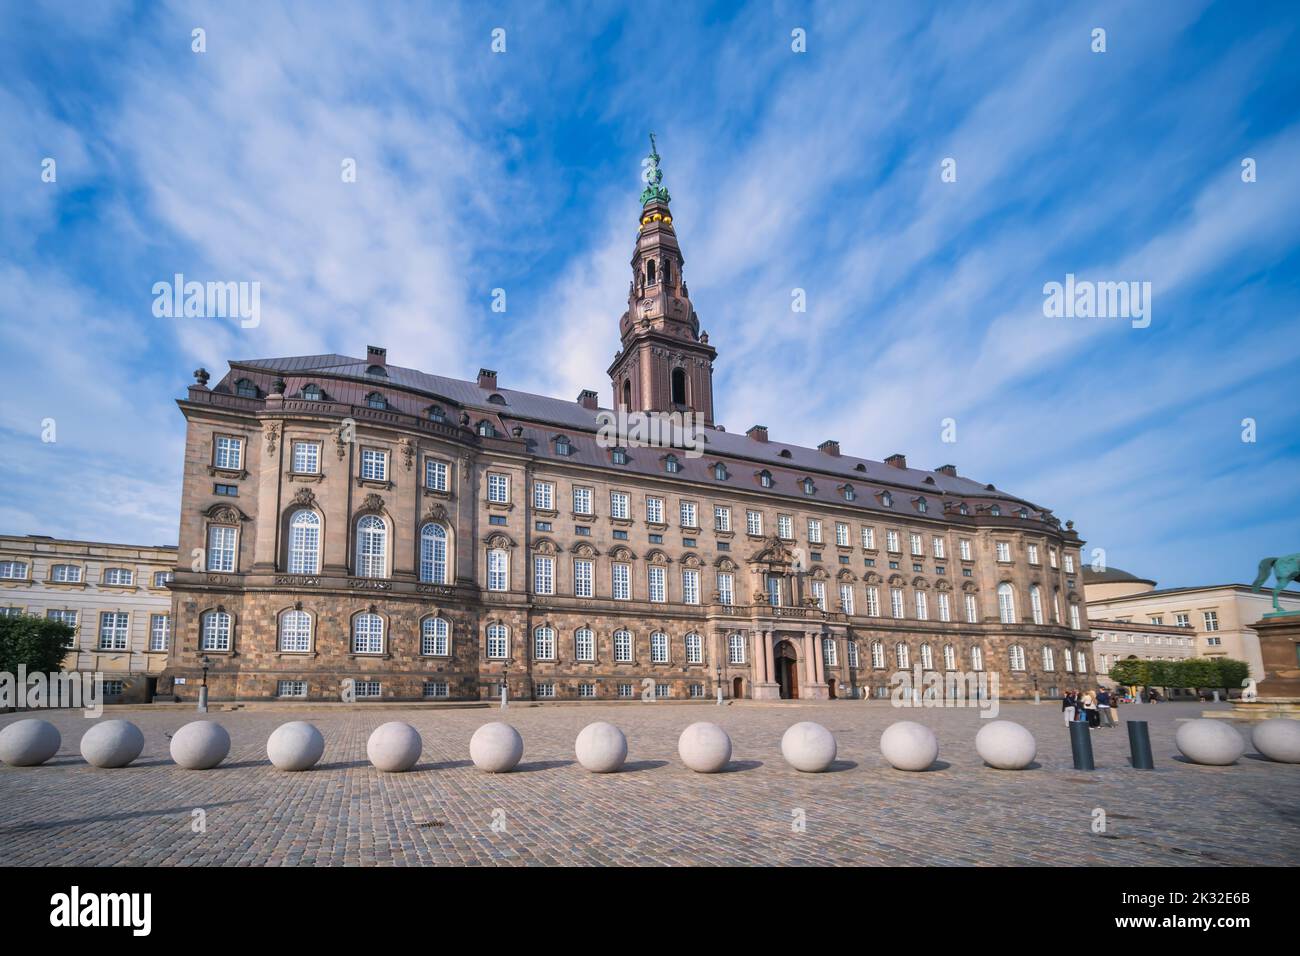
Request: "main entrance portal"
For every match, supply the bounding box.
[774,639,799,700]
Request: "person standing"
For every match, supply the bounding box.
[1097,687,1114,727]
[1109,690,1120,726]
[1063,689,1076,725]
[1082,689,1099,728]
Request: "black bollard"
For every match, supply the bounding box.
[1069,720,1095,771]
[1126,720,1154,770]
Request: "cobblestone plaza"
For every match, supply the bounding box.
[1,701,1296,867]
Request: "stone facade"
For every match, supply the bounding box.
[0,534,177,702]
[159,155,1092,703]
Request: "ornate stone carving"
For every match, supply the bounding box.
[362,493,385,513]
[334,430,348,460]
[399,438,415,471]
[264,422,281,453]
[422,503,449,523]
[293,487,316,508]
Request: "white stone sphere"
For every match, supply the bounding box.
[780,721,837,772]
[470,721,524,773]
[80,719,145,769]
[880,720,939,772]
[366,721,422,772]
[0,718,61,766]
[974,720,1036,770]
[677,721,732,773]
[170,720,231,770]
[266,721,325,771]
[575,721,627,773]
[1251,718,1300,764]
[1175,718,1245,766]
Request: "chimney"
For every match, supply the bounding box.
[577,389,598,410]
[885,453,907,469]
[817,439,840,457]
[935,464,957,477]
[366,345,387,366]
[477,368,497,390]
[746,424,769,443]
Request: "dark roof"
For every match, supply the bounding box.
[1082,566,1156,586]
[224,352,1060,519]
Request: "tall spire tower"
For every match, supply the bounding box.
[608,134,717,424]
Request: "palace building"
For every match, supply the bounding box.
[159,142,1091,703]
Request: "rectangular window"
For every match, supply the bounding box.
[207,526,237,572]
[572,486,593,515]
[690,684,705,699]
[610,491,630,519]
[533,481,554,510]
[214,435,243,470]
[680,500,697,528]
[847,642,859,668]
[0,561,28,580]
[682,569,700,605]
[965,593,978,623]
[646,497,664,523]
[1203,611,1219,631]
[614,631,633,663]
[823,638,838,668]
[839,584,854,615]
[1064,554,1075,573]
[98,611,129,650]
[102,567,134,586]
[717,572,733,606]
[810,580,826,610]
[52,564,82,583]
[938,592,951,623]
[533,556,554,595]
[959,539,972,561]
[910,533,923,556]
[746,510,762,535]
[47,609,78,631]
[535,683,555,699]
[487,473,509,503]
[153,571,173,587]
[215,483,238,496]
[423,681,449,699]
[932,536,945,559]
[149,614,170,651]
[1070,604,1082,630]
[575,629,595,662]
[865,586,880,616]
[487,550,509,591]
[361,448,387,481]
[686,633,703,664]
[292,441,320,475]
[277,680,307,698]
[655,683,670,699]
[996,541,1011,562]
[648,566,666,603]
[835,522,849,547]
[886,530,901,553]
[486,626,509,659]
[354,681,381,699]
[862,527,875,549]
[612,563,631,600]
[714,505,731,532]
[578,683,596,699]
[618,683,634,698]
[778,515,792,539]
[915,591,928,620]
[1027,544,1040,565]
[1175,613,1190,628]
[424,459,449,492]
[807,519,822,544]
[1049,547,1059,568]
[890,588,904,619]
[574,559,594,598]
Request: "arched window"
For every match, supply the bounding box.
[622,379,632,409]
[959,503,970,516]
[759,470,773,488]
[997,583,1016,624]
[685,632,702,664]
[651,631,669,663]
[487,548,508,591]
[356,515,387,578]
[533,626,556,660]
[302,383,323,401]
[428,405,445,423]
[1008,644,1026,671]
[1076,651,1087,673]
[288,509,320,574]
[278,609,311,652]
[646,259,656,285]
[919,643,934,670]
[575,627,595,662]
[916,497,928,513]
[366,364,387,377]
[971,645,984,671]
[713,462,728,480]
[1030,584,1044,624]
[989,505,1001,517]
[200,610,231,651]
[421,617,450,656]
[670,367,686,405]
[235,378,258,398]
[664,454,681,474]
[843,485,855,501]
[352,613,384,654]
[728,633,745,664]
[871,641,885,669]
[802,478,815,495]
[486,623,509,659]
[613,628,633,663]
[895,642,910,669]
[1042,646,1055,671]
[419,523,448,584]
[555,435,572,456]
[366,392,387,409]
[942,644,956,670]
[881,491,894,508]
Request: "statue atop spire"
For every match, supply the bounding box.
[639,132,671,206]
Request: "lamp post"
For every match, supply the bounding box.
[198,655,211,713]
[501,662,509,710]
[1032,675,1040,705]
[715,662,723,705]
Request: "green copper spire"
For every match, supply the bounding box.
[639,132,671,206]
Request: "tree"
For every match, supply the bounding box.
[1107,658,1148,689]
[0,614,76,675]
[1213,658,1251,696]
[1180,657,1217,691]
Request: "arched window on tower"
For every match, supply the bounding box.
[646,259,656,285]
[671,367,687,405]
[622,379,632,410]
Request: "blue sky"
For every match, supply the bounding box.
[1,0,1298,589]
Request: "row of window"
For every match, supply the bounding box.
[0,607,171,652]
[1095,631,1195,647]
[0,562,172,588]
[273,679,712,701]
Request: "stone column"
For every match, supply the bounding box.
[752,631,765,683]
[802,633,815,685]
[814,632,826,684]
[764,630,775,683]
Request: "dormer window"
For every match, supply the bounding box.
[477,421,496,438]
[759,470,773,488]
[881,491,894,508]
[555,436,572,456]
[990,505,1001,517]
[366,365,387,377]
[664,454,681,474]
[916,497,928,513]
[802,478,816,495]
[854,463,866,472]
[302,384,323,401]
[428,406,445,423]
[778,449,792,458]
[611,447,628,465]
[488,394,507,405]
[366,392,388,410]
[959,503,969,516]
[713,462,728,480]
[235,378,258,398]
[843,485,855,501]
[1018,508,1029,519]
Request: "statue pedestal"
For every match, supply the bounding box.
[752,682,782,701]
[1210,614,1300,720]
